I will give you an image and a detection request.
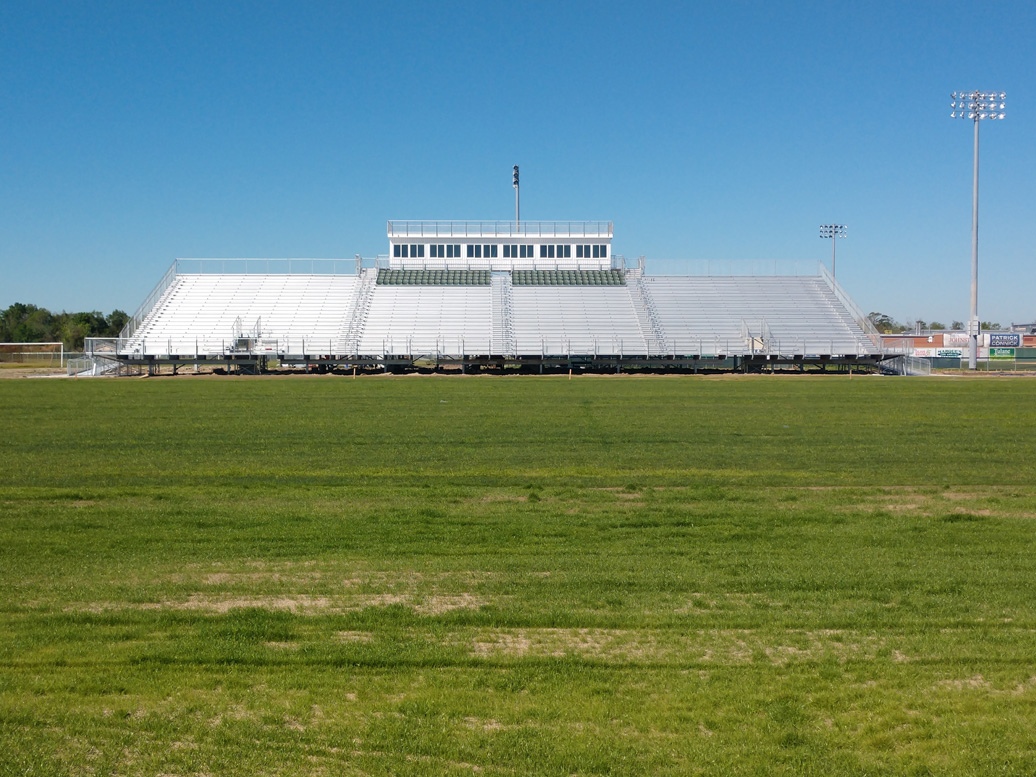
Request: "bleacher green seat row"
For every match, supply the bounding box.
[375,269,626,286]
[511,270,626,286]
[377,269,492,286]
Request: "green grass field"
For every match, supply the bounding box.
[2,375,1036,776]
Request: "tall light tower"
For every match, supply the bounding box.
[819,224,847,279]
[951,90,1006,370]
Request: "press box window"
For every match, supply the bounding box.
[393,244,426,258]
[431,244,458,258]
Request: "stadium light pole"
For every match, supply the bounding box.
[819,224,846,280]
[951,90,1005,370]
[513,165,520,228]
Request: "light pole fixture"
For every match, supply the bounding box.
[951,90,1005,369]
[819,224,847,279]
[513,164,520,228]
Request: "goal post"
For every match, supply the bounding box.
[0,342,65,368]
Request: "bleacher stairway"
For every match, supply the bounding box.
[337,268,377,356]
[490,272,516,356]
[626,268,669,355]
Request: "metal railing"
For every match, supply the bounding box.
[387,220,613,239]
[741,319,772,354]
[642,259,823,277]
[882,355,933,376]
[818,264,883,352]
[120,261,180,341]
[172,258,359,275]
[339,268,378,354]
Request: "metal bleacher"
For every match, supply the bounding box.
[511,284,647,356]
[108,240,885,371]
[122,274,358,357]
[645,275,875,357]
[357,284,493,356]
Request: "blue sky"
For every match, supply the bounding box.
[2,1,1034,325]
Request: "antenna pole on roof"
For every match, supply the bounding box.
[513,165,520,229]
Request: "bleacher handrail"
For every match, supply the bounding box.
[818,264,883,352]
[387,220,613,239]
[120,261,181,341]
[642,259,822,277]
[171,258,359,275]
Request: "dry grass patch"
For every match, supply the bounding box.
[411,592,487,614]
[70,591,488,615]
[263,641,300,650]
[198,570,329,586]
[470,628,652,660]
[335,630,375,643]
[818,485,1026,520]
[934,675,1036,695]
[462,716,506,732]
[166,594,333,613]
[468,627,887,665]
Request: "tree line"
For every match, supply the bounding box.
[867,312,1001,334]
[0,303,129,350]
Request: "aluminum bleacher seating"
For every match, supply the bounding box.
[510,285,646,355]
[119,261,878,367]
[358,284,493,355]
[645,275,874,356]
[125,274,358,356]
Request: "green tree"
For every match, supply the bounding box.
[0,303,57,343]
[105,310,129,337]
[58,311,108,350]
[867,312,905,334]
[0,303,130,348]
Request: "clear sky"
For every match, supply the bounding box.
[2,1,1034,326]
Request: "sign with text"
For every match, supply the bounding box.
[936,349,963,358]
[989,348,1016,359]
[943,333,969,346]
[988,333,1021,347]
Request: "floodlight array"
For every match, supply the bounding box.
[819,224,847,239]
[950,91,1006,120]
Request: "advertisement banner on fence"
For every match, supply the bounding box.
[936,349,963,358]
[943,333,970,347]
[989,348,1016,359]
[988,333,1021,347]
[912,348,938,357]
